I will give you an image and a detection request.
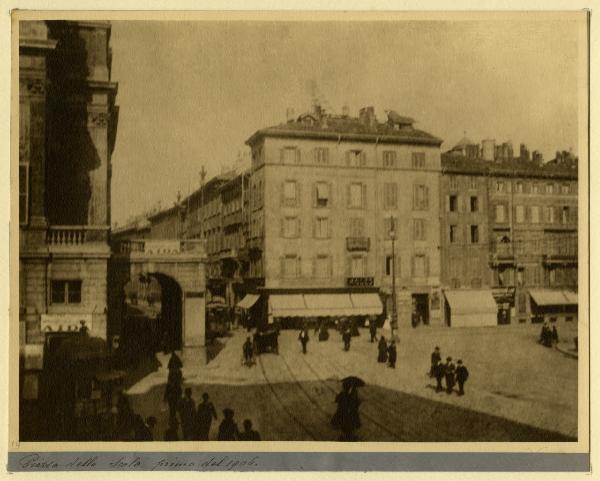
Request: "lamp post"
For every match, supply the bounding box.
[389,216,398,340]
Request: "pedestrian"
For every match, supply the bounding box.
[331,385,361,441]
[168,350,183,371]
[377,336,388,363]
[298,326,310,354]
[444,357,456,395]
[243,336,254,366]
[134,415,156,441]
[342,326,352,352]
[318,323,329,342]
[430,346,441,377]
[369,316,377,343]
[196,392,217,441]
[434,359,445,392]
[164,377,182,424]
[455,360,469,396]
[539,321,552,347]
[164,418,179,441]
[552,325,559,344]
[238,419,261,441]
[387,340,397,368]
[178,387,197,440]
[218,408,239,441]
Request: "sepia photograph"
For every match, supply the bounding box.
[11,9,589,457]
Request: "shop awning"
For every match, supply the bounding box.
[350,293,383,315]
[444,289,497,328]
[303,293,354,317]
[269,294,307,318]
[530,289,578,306]
[237,294,260,310]
[562,290,578,305]
[444,289,497,315]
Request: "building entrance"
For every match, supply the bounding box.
[412,294,429,326]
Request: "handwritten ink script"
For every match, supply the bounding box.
[15,453,261,471]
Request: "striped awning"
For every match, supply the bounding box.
[529,289,578,306]
[269,294,307,318]
[304,294,354,317]
[350,293,383,315]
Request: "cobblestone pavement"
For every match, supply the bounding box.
[126,323,578,442]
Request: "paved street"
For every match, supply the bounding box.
[126,323,578,442]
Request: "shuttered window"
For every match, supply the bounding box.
[383,182,398,209]
[413,184,429,210]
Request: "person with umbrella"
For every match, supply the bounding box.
[331,377,364,441]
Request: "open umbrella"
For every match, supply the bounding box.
[341,376,366,389]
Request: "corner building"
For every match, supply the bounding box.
[245,107,443,327]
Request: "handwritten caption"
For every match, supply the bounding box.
[17,453,261,471]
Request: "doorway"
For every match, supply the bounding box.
[412,294,429,326]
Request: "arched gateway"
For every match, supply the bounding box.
[108,239,207,353]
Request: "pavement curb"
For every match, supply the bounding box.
[555,344,578,359]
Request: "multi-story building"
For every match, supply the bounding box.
[19,20,118,389]
[244,106,443,327]
[440,139,578,326]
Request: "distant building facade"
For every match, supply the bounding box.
[440,139,578,326]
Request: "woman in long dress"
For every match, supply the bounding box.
[377,336,388,363]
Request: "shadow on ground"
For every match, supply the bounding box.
[128,380,575,442]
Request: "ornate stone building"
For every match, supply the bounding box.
[19,20,119,386]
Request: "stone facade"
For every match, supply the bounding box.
[19,21,118,358]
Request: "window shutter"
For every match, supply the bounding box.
[362,184,367,208]
[296,182,302,207]
[346,184,351,208]
[328,182,333,207]
[525,206,530,222]
[422,220,427,240]
[413,185,417,210]
[425,256,430,277]
[280,183,285,206]
[297,218,302,237]
[424,186,429,209]
[312,184,317,208]
[312,218,316,238]
[327,218,332,238]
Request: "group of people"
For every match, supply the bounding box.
[539,321,559,348]
[161,351,261,441]
[376,335,397,368]
[429,346,469,395]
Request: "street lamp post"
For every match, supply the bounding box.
[389,216,398,340]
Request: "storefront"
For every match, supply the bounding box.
[528,289,578,323]
[443,289,498,327]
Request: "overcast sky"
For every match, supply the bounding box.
[109,18,582,226]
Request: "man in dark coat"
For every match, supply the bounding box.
[168,350,183,371]
[434,359,445,392]
[455,360,469,396]
[342,327,352,351]
[164,378,182,423]
[238,419,261,441]
[243,337,254,366]
[196,392,218,440]
[377,336,388,363]
[218,408,239,441]
[430,346,441,378]
[387,340,397,368]
[178,387,197,440]
[298,327,309,354]
[369,317,377,343]
[444,357,456,394]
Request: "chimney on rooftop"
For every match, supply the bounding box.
[286,107,295,123]
[482,139,495,161]
[359,106,377,129]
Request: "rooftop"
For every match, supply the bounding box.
[246,106,442,147]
